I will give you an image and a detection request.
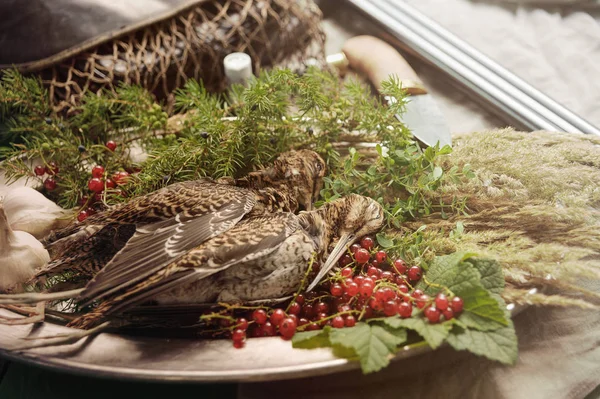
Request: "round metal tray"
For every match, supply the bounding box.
[0,308,431,382]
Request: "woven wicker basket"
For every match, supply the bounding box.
[1,0,325,112]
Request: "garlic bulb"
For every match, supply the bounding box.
[0,203,50,292]
[3,186,73,239]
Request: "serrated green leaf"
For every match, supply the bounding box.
[446,322,518,365]
[416,253,479,296]
[381,317,451,349]
[465,258,505,294]
[459,287,509,331]
[292,327,331,349]
[328,323,406,374]
[376,233,394,248]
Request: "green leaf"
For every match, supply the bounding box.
[446,322,518,365]
[328,323,407,374]
[432,166,443,180]
[376,233,394,249]
[465,258,505,294]
[459,287,509,331]
[292,327,331,349]
[416,253,479,296]
[381,317,451,349]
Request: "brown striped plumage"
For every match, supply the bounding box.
[69,194,385,329]
[34,150,326,284]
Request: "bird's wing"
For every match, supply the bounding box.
[80,191,256,303]
[81,213,300,314]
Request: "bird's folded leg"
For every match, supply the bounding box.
[14,322,111,350]
[0,302,45,325]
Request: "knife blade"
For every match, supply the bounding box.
[332,35,452,148]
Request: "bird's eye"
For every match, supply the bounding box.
[315,162,322,171]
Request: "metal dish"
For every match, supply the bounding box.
[0,292,530,382]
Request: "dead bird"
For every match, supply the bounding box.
[33,149,326,284]
[0,194,384,342]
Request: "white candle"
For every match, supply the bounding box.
[223,52,253,85]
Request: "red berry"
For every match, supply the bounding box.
[295,294,305,305]
[86,207,96,216]
[359,281,374,298]
[416,294,430,309]
[112,171,130,185]
[232,329,246,342]
[350,243,362,254]
[360,236,375,251]
[306,323,320,331]
[288,314,298,326]
[43,178,57,191]
[354,248,370,264]
[344,281,359,297]
[412,289,424,299]
[331,316,345,328]
[301,304,315,319]
[262,322,275,336]
[288,302,301,316]
[233,340,244,349]
[93,191,104,202]
[435,293,449,310]
[298,318,309,327]
[442,308,454,320]
[252,309,268,325]
[375,250,387,263]
[371,259,380,268]
[353,275,365,285]
[78,196,90,206]
[330,284,343,297]
[106,140,117,151]
[88,177,104,192]
[393,259,408,274]
[341,267,353,278]
[315,302,329,315]
[450,296,464,313]
[397,284,409,294]
[374,289,386,303]
[382,287,396,301]
[424,306,441,323]
[338,254,353,267]
[362,277,375,286]
[279,317,297,339]
[105,179,116,189]
[345,315,357,327]
[34,165,46,176]
[219,318,232,328]
[369,298,383,311]
[367,265,379,278]
[316,313,329,325]
[383,300,399,317]
[77,210,89,222]
[398,302,413,318]
[236,318,249,330]
[45,161,59,175]
[396,275,408,286]
[91,165,105,178]
[408,266,423,282]
[380,271,393,281]
[338,304,351,313]
[270,309,286,326]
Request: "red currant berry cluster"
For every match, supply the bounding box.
[422,293,464,324]
[216,236,461,348]
[33,161,60,191]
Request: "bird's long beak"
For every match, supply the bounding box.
[306,232,355,292]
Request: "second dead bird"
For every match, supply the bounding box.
[35,150,327,287]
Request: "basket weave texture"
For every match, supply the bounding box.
[37,0,325,112]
